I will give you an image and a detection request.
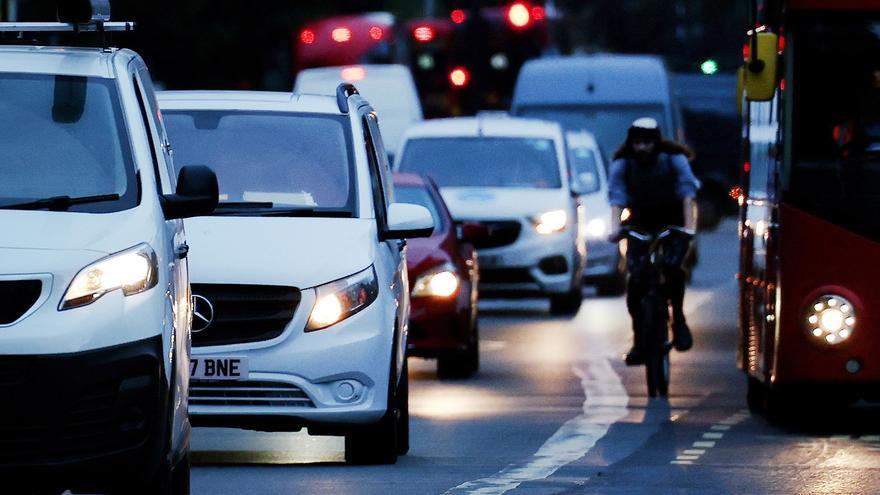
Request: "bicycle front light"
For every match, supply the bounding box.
[533,209,568,235]
[412,263,459,298]
[60,243,158,310]
[307,266,379,331]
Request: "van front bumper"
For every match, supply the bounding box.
[0,336,167,488]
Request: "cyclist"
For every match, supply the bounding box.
[607,118,700,365]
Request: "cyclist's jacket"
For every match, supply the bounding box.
[608,152,700,232]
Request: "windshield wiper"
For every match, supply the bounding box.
[0,193,121,211]
[214,201,275,209]
[211,205,352,218]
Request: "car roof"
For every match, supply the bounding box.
[392,172,428,187]
[157,90,363,114]
[513,54,672,107]
[403,115,562,140]
[0,46,131,78]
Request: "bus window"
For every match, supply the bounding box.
[785,14,880,241]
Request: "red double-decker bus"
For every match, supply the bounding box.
[738,0,880,418]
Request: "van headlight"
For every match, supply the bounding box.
[533,210,568,235]
[585,218,609,239]
[412,263,459,298]
[60,244,158,310]
[307,266,379,331]
[807,295,856,345]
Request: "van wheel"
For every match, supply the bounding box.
[438,325,480,379]
[345,356,404,464]
[550,287,583,316]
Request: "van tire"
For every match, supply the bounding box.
[550,287,583,316]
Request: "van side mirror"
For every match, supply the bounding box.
[384,203,434,239]
[744,32,779,102]
[161,165,219,220]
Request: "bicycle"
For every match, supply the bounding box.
[623,226,693,398]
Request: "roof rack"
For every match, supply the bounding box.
[0,0,133,46]
[0,22,135,33]
[336,83,360,114]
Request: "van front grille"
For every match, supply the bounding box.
[0,279,42,324]
[190,284,301,347]
[190,380,314,408]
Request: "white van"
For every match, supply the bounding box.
[294,64,423,157]
[511,55,685,162]
[396,115,587,315]
[0,12,217,495]
[159,86,434,465]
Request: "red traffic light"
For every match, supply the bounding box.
[450,9,466,24]
[413,25,435,42]
[449,67,470,88]
[507,2,532,29]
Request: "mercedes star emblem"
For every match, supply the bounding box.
[191,294,215,333]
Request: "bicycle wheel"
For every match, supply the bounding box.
[641,295,670,398]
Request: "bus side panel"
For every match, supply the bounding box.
[775,204,880,384]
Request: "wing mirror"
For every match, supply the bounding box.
[744,32,779,102]
[161,165,219,220]
[384,203,434,239]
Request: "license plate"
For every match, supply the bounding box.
[190,356,249,380]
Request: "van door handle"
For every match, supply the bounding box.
[175,243,189,260]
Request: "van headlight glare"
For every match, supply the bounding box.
[60,244,158,310]
[412,263,459,298]
[533,209,568,235]
[807,295,856,345]
[306,266,379,331]
[586,218,608,239]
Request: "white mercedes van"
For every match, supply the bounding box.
[159,86,434,465]
[0,8,217,495]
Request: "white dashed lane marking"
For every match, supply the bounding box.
[671,409,749,465]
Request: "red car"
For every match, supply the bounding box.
[394,173,482,379]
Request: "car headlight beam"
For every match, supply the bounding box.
[806,294,856,345]
[412,263,460,298]
[306,266,379,332]
[533,209,568,235]
[60,243,158,310]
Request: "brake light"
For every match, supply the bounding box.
[531,5,546,21]
[331,27,352,43]
[300,29,316,45]
[507,2,532,29]
[451,9,466,24]
[413,25,435,42]
[369,26,384,41]
[341,66,366,82]
[449,67,470,88]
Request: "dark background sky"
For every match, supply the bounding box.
[10,0,745,90]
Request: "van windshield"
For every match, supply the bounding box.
[0,74,137,213]
[517,104,666,163]
[164,111,357,217]
[397,137,562,189]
